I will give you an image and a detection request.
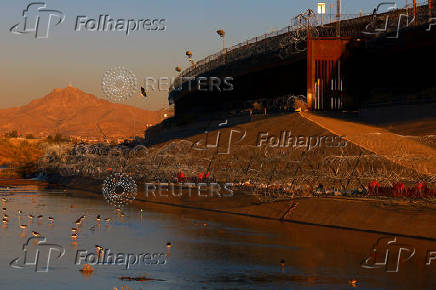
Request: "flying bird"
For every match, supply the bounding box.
[141,87,147,98]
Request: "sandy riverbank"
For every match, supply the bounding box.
[46,175,436,241]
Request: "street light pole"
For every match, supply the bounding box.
[186,51,195,66]
[330,3,333,23]
[217,29,226,51]
[336,0,341,37]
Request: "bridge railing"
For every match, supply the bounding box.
[170,2,434,97]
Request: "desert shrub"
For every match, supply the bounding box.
[5,130,18,138]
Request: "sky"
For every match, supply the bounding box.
[0,0,406,110]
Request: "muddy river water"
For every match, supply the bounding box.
[0,180,435,289]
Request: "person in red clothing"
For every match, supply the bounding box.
[177,172,185,183]
[369,180,380,195]
[416,182,426,192]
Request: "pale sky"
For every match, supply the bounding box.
[0,0,404,110]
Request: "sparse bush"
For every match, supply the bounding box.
[0,138,43,177]
[46,133,68,143]
[5,130,18,138]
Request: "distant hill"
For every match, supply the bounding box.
[0,86,168,138]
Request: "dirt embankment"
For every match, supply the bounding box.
[300,112,436,175]
[42,112,436,240]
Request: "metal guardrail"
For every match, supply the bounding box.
[170,2,435,98]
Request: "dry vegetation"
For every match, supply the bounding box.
[0,138,44,177]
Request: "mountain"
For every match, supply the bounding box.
[0,86,168,139]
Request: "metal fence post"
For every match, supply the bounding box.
[413,0,417,26]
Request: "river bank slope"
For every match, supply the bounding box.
[47,174,436,240]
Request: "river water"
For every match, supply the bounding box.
[0,180,435,290]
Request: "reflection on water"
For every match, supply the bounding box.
[0,180,435,290]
